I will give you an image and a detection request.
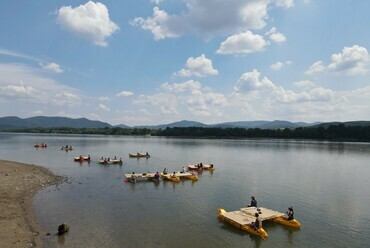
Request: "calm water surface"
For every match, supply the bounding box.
[0,133,369,247]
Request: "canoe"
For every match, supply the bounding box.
[74,156,91,161]
[61,146,73,151]
[218,209,268,239]
[160,173,180,182]
[129,152,150,158]
[98,159,123,164]
[34,144,47,148]
[203,164,215,171]
[272,216,301,228]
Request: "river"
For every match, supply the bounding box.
[0,133,369,247]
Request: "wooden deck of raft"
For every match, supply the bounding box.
[221,207,285,225]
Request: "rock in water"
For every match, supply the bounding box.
[58,223,69,235]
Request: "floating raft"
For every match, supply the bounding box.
[124,173,159,183]
[218,206,301,239]
[161,172,198,181]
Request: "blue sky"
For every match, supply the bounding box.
[1,0,370,126]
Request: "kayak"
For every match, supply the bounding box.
[272,216,301,228]
[218,208,268,239]
[129,152,150,158]
[74,156,91,161]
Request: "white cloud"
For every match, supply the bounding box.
[293,80,315,89]
[0,63,81,107]
[305,60,325,75]
[134,80,228,118]
[40,62,64,73]
[234,69,276,92]
[265,27,286,43]
[130,7,181,40]
[151,0,162,5]
[132,1,291,40]
[328,45,369,76]
[116,91,134,97]
[175,54,218,77]
[270,61,284,71]
[270,60,292,71]
[97,103,110,111]
[274,0,294,8]
[161,80,201,93]
[57,1,119,47]
[217,31,268,55]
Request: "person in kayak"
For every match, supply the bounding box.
[285,207,294,220]
[248,196,257,207]
[251,212,262,230]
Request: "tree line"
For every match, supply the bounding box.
[2,124,370,141]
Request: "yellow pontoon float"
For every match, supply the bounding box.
[161,172,198,182]
[218,206,301,239]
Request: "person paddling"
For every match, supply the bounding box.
[248,196,257,207]
[285,207,294,220]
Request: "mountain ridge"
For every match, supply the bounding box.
[0,116,369,130]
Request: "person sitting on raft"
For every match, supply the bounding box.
[285,207,294,220]
[248,196,257,207]
[171,172,177,178]
[250,213,262,230]
[163,168,168,175]
[154,172,160,178]
[181,166,186,173]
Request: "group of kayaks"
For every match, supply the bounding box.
[124,163,215,184]
[218,206,301,239]
[72,152,150,163]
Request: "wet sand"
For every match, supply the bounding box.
[0,160,62,248]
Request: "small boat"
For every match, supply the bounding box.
[218,209,268,239]
[129,152,150,158]
[61,146,73,151]
[218,206,301,239]
[161,172,197,181]
[187,163,215,171]
[34,144,47,148]
[98,159,123,165]
[272,216,301,228]
[203,164,215,171]
[124,173,160,183]
[74,156,91,161]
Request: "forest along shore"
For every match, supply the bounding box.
[0,160,63,248]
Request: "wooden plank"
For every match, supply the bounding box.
[222,211,255,225]
[240,207,284,221]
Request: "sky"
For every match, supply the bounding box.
[0,0,370,126]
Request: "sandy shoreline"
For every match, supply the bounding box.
[0,160,63,248]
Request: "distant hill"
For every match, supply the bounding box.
[1,116,368,130]
[0,116,112,129]
[316,121,370,128]
[211,121,270,128]
[135,120,208,129]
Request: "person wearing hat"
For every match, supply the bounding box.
[248,196,257,207]
[285,207,294,220]
[251,212,262,230]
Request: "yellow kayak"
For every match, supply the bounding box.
[272,216,301,228]
[218,209,268,239]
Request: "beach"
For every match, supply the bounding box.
[0,160,62,248]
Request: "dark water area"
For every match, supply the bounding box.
[0,133,369,247]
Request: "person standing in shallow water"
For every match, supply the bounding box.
[248,196,257,207]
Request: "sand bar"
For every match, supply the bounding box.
[0,160,63,248]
